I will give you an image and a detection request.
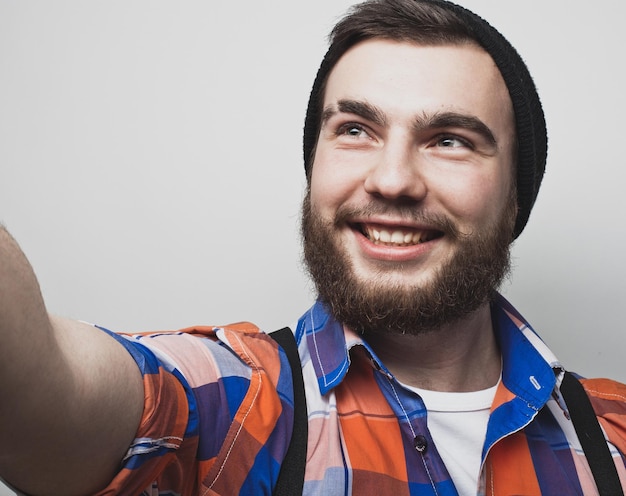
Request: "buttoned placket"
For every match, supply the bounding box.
[370,357,452,496]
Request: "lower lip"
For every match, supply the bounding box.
[354,230,438,262]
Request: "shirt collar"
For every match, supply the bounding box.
[492,294,560,408]
[298,294,561,401]
[299,300,390,395]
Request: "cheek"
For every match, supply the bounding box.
[309,167,341,217]
[309,155,362,215]
[433,170,512,226]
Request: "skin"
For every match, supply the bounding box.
[0,227,144,495]
[309,39,516,391]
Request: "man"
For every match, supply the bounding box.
[1,1,625,495]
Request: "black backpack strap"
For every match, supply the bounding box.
[560,371,623,495]
[268,327,308,496]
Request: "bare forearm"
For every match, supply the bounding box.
[0,227,144,495]
[0,227,56,416]
[0,227,52,367]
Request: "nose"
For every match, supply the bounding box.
[363,135,426,201]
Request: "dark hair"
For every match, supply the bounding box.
[303,0,547,239]
[330,0,476,51]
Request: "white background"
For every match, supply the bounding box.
[1,1,625,493]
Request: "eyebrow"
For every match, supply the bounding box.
[414,111,497,148]
[321,98,498,149]
[321,99,387,128]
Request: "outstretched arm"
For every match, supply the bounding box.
[0,227,144,496]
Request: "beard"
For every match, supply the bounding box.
[301,190,516,336]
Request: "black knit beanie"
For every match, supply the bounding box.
[302,0,547,239]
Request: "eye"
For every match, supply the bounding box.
[435,135,472,149]
[337,123,370,139]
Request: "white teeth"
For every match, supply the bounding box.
[364,226,427,246]
[390,231,404,244]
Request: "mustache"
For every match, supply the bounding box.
[333,201,462,240]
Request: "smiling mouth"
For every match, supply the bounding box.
[359,224,442,246]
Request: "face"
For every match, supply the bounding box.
[302,39,517,334]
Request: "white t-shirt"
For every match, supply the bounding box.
[403,382,499,496]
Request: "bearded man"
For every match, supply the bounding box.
[1,1,625,495]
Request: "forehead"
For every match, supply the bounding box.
[323,39,514,140]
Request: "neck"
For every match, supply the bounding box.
[363,303,501,392]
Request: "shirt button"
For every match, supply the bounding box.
[414,435,428,453]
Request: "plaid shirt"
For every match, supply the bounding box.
[98,294,626,495]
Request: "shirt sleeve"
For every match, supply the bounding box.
[92,325,254,495]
